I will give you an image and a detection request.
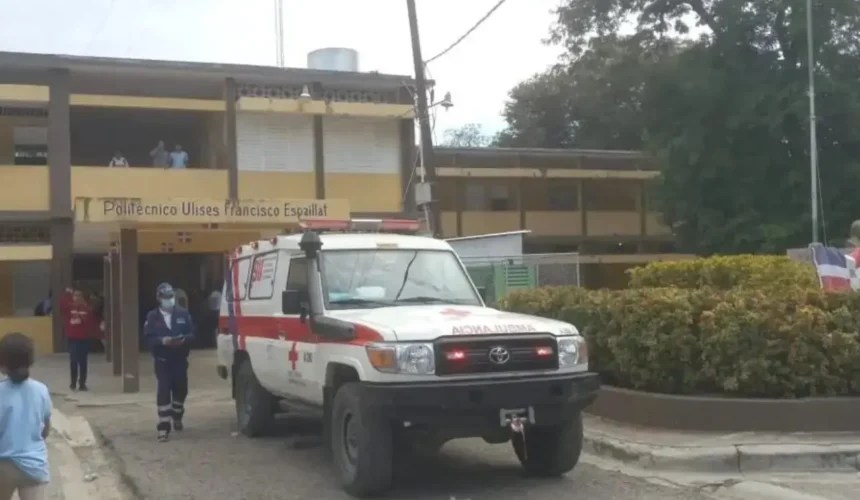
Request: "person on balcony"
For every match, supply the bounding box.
[108,151,129,167]
[149,140,170,168]
[60,288,93,392]
[169,144,188,169]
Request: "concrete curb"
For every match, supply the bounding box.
[50,407,128,499]
[583,430,860,475]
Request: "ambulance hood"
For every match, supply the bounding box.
[326,304,578,342]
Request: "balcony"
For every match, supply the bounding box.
[525,212,583,236]
[72,167,229,201]
[646,213,673,236]
[461,211,520,236]
[586,211,641,236]
[0,166,49,211]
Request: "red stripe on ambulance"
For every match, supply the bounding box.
[218,316,382,346]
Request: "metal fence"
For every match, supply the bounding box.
[460,253,581,305]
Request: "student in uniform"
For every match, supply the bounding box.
[143,283,195,442]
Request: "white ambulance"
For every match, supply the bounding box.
[216,218,599,497]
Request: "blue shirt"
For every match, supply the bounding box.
[0,378,52,482]
[169,151,188,168]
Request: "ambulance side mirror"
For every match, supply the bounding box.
[282,289,308,316]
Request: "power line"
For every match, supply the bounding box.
[424,0,508,65]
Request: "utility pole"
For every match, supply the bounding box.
[274,0,285,67]
[807,0,820,243]
[406,0,442,237]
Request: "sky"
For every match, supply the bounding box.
[0,0,566,140]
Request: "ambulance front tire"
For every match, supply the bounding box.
[331,382,393,497]
[512,412,584,477]
[235,360,276,438]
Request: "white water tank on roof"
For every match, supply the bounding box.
[307,48,359,72]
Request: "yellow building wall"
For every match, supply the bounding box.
[238,172,316,199]
[325,173,402,213]
[525,212,583,236]
[0,125,12,164]
[130,230,266,254]
[0,262,53,354]
[0,166,50,211]
[461,212,520,236]
[440,211,458,238]
[72,167,229,200]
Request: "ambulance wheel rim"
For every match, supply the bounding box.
[342,412,359,464]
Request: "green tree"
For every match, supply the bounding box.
[498,0,860,253]
[441,123,491,147]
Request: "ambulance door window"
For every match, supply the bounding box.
[285,256,308,295]
[279,256,314,400]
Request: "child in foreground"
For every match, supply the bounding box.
[0,333,52,500]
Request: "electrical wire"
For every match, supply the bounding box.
[424,0,509,65]
[83,0,117,53]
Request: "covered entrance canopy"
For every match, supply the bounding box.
[74,196,349,393]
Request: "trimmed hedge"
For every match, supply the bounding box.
[499,256,860,398]
[628,255,819,290]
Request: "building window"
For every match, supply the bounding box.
[14,145,48,166]
[583,180,639,211]
[11,261,50,317]
[464,183,515,211]
[548,184,578,210]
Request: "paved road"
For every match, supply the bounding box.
[66,395,720,500]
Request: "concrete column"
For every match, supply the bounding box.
[224,78,239,200]
[313,116,325,199]
[119,228,139,393]
[103,256,111,363]
[48,69,73,353]
[110,252,121,376]
[399,119,416,212]
[639,181,648,236]
[578,180,588,237]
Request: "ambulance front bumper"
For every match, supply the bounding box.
[357,371,599,428]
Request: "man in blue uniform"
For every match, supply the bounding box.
[143,283,195,442]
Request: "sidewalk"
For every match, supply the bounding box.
[34,349,227,408]
[583,414,860,474]
[34,350,860,478]
[32,410,128,500]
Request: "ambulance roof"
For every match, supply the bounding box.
[235,232,453,255]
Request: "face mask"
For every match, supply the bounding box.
[160,298,175,309]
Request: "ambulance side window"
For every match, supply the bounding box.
[285,257,308,293]
[227,257,252,301]
[248,251,279,300]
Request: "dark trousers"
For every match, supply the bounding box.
[68,339,90,387]
[155,358,189,432]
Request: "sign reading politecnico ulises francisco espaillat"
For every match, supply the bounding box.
[74,197,350,224]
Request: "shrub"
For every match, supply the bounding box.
[500,285,860,398]
[627,254,819,290]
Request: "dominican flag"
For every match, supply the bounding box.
[810,244,857,291]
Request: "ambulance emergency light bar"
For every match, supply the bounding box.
[299,218,423,234]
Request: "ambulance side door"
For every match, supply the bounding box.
[275,254,317,403]
[244,250,283,395]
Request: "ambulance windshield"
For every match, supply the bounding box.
[321,249,482,309]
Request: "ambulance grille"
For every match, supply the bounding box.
[434,334,559,376]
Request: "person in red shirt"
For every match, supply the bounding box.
[60,288,93,391]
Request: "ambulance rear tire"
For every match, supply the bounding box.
[512,412,583,477]
[331,382,393,497]
[235,360,276,438]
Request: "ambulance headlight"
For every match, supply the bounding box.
[366,342,435,375]
[557,336,588,367]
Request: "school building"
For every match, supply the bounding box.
[0,51,687,387]
[434,147,689,287]
[0,50,418,380]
